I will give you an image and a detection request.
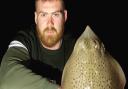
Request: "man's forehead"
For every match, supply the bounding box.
[36,0,62,6]
[36,0,63,12]
[35,0,59,1]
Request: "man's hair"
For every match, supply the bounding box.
[35,0,65,11]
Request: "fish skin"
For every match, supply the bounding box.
[61,25,126,89]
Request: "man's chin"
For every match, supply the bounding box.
[43,40,57,47]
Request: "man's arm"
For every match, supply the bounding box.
[0,46,59,89]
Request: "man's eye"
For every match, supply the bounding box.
[40,13,47,17]
[53,13,61,17]
[54,13,59,16]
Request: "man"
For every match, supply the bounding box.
[0,0,76,89]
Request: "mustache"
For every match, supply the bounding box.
[44,27,57,32]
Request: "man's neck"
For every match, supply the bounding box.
[42,40,62,50]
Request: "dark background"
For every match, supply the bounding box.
[0,0,127,88]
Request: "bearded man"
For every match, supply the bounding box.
[0,0,76,89]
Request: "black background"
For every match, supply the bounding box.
[0,0,127,88]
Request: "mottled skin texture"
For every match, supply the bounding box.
[61,25,126,89]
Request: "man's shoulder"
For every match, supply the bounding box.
[12,24,37,43]
[16,24,36,36]
[12,24,37,49]
[63,33,77,51]
[63,33,77,43]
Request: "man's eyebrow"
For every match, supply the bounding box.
[38,11,47,14]
[38,10,64,14]
[53,10,64,13]
[52,10,64,15]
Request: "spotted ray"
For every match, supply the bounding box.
[61,25,126,89]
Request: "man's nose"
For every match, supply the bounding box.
[48,16,54,26]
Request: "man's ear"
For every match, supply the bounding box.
[34,12,37,24]
[64,10,67,22]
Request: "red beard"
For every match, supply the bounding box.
[37,26,63,47]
